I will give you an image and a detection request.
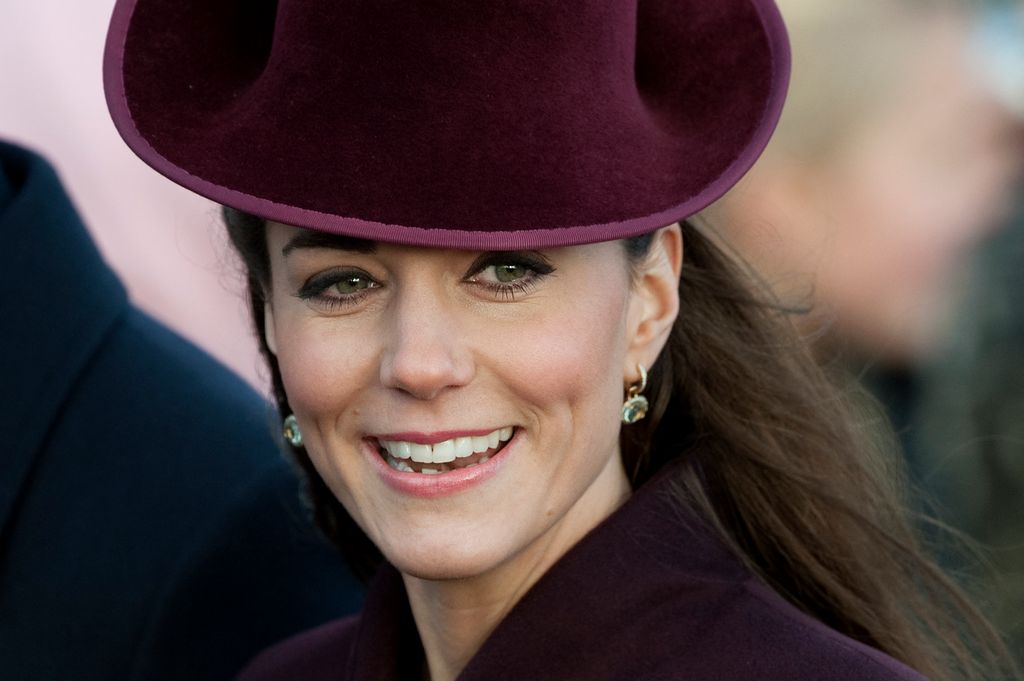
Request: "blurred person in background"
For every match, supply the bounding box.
[704,0,1021,370]
[703,0,1024,660]
[0,1,367,677]
[0,135,364,681]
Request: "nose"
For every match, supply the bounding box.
[378,286,474,400]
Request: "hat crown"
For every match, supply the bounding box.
[272,0,639,77]
[255,0,641,135]
[107,0,790,248]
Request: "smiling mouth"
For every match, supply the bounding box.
[374,427,515,475]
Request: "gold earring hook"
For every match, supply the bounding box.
[628,364,647,397]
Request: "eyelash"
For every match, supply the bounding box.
[297,269,378,310]
[467,254,554,301]
[296,253,555,310]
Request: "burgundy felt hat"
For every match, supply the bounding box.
[104,0,789,249]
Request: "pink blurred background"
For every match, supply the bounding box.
[0,0,267,391]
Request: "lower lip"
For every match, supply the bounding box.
[365,431,516,499]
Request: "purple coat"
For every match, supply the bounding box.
[237,468,929,680]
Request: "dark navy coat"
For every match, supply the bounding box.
[238,465,929,681]
[0,141,363,681]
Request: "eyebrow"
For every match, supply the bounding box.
[282,231,377,256]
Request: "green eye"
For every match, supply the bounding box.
[333,275,372,294]
[493,264,530,283]
[466,253,553,298]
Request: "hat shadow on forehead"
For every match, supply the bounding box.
[104,0,789,249]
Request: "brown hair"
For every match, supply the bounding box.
[225,208,1016,681]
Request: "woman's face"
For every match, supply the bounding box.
[262,223,678,581]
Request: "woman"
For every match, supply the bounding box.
[103,0,1014,679]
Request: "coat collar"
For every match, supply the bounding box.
[0,141,127,538]
[346,466,750,680]
[0,154,12,208]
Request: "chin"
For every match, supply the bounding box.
[368,518,522,581]
[386,542,508,582]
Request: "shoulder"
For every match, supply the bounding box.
[114,313,366,677]
[8,303,364,680]
[74,305,280,479]
[53,304,285,507]
[102,308,268,424]
[236,617,361,681]
[683,578,929,680]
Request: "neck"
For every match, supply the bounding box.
[402,453,631,681]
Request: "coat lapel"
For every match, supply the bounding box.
[347,566,423,681]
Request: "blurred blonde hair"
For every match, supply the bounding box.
[770,0,970,161]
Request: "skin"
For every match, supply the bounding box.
[715,13,1021,364]
[262,222,682,681]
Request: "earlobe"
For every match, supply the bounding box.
[264,301,278,356]
[625,224,682,373]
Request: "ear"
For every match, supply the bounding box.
[264,301,278,356]
[624,224,682,379]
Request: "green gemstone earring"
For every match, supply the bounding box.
[621,364,649,425]
[282,414,303,448]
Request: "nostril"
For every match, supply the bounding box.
[379,353,475,400]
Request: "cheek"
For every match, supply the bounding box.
[485,291,631,443]
[270,311,384,521]
[271,307,378,427]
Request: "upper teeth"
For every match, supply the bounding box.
[380,427,513,464]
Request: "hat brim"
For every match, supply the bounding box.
[105,0,789,249]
